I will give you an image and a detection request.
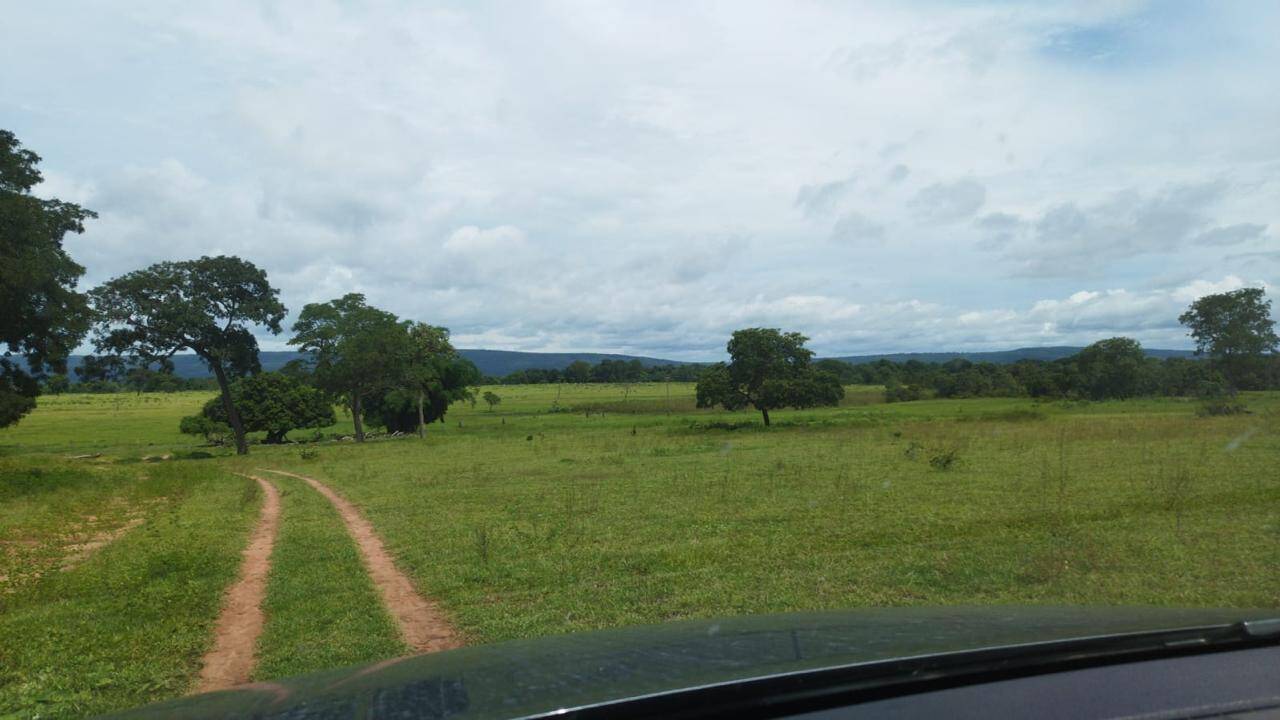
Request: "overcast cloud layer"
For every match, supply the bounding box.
[4,1,1278,360]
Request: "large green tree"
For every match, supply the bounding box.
[0,130,95,427]
[401,322,466,438]
[196,371,334,444]
[1073,337,1147,400]
[696,328,844,426]
[1178,288,1278,389]
[89,256,286,454]
[364,356,481,434]
[289,293,407,442]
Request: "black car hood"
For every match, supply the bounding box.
[106,606,1277,719]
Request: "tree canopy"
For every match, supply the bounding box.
[696,328,844,426]
[363,355,481,433]
[89,256,286,453]
[197,371,334,444]
[289,293,408,441]
[1074,337,1147,400]
[400,322,459,437]
[1179,288,1278,389]
[1,130,95,427]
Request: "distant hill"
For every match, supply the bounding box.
[455,349,691,376]
[827,346,1197,365]
[55,349,692,380]
[46,345,1196,382]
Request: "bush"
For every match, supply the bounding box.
[202,372,334,443]
[1196,398,1248,417]
[885,381,924,403]
[179,415,231,445]
[1194,380,1248,416]
[929,447,961,471]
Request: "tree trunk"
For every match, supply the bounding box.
[416,390,426,439]
[210,362,249,455]
[351,392,366,442]
[760,407,771,427]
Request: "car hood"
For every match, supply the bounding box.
[106,606,1277,719]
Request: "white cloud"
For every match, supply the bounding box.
[909,179,987,224]
[443,225,526,255]
[1194,223,1268,246]
[830,212,886,244]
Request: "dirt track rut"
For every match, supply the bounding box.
[262,469,460,654]
[194,474,281,694]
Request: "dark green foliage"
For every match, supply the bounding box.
[1179,288,1278,389]
[179,415,232,445]
[563,360,592,383]
[400,322,474,437]
[493,359,703,385]
[929,447,961,471]
[89,256,286,454]
[884,379,924,403]
[0,130,95,427]
[1074,337,1147,400]
[483,391,502,410]
[932,361,1022,399]
[290,298,481,439]
[695,328,844,426]
[816,337,1267,402]
[364,355,481,433]
[74,354,128,383]
[40,373,70,395]
[199,371,334,443]
[1193,378,1248,417]
[289,293,407,441]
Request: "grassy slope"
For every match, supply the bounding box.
[249,469,405,680]
[0,461,259,718]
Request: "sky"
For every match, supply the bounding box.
[3,1,1278,361]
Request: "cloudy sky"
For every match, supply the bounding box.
[4,1,1278,360]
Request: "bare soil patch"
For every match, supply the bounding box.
[194,474,281,694]
[59,516,145,572]
[262,469,460,653]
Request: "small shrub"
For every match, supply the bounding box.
[178,415,230,445]
[929,447,961,471]
[885,381,924,403]
[298,447,320,460]
[1196,398,1248,416]
[1193,380,1247,416]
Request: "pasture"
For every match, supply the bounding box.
[2,384,1278,717]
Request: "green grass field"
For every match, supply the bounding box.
[2,384,1279,717]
